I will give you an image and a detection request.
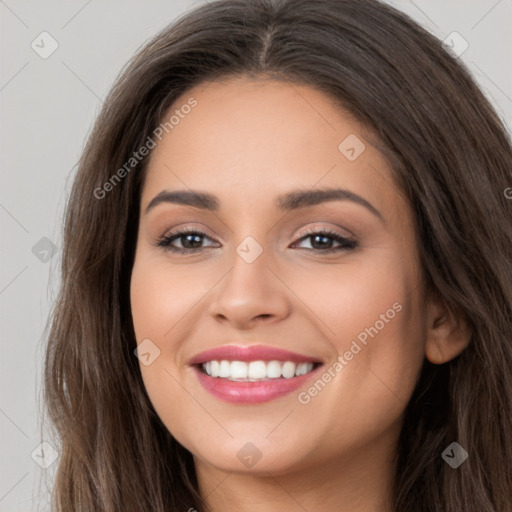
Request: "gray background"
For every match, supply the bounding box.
[1,0,511,510]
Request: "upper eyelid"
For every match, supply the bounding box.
[159,219,354,237]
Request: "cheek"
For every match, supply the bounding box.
[289,252,425,431]
[322,276,424,440]
[129,255,220,430]
[130,254,215,345]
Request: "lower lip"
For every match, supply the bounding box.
[192,364,323,404]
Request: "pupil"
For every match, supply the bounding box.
[312,235,332,249]
[184,234,202,248]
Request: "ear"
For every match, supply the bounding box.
[425,298,472,364]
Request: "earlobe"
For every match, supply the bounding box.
[425,301,472,365]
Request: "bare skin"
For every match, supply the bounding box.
[130,76,471,512]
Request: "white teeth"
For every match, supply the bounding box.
[210,360,219,377]
[201,359,316,380]
[219,360,230,378]
[248,361,267,379]
[282,361,296,379]
[296,362,309,376]
[230,361,248,379]
[266,360,282,378]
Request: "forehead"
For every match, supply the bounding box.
[142,77,405,220]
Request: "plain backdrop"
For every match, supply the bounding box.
[1,0,511,510]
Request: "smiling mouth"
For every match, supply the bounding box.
[197,360,322,381]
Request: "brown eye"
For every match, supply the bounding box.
[292,229,357,253]
[155,229,218,254]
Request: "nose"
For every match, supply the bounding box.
[207,246,291,330]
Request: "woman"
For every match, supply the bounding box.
[43,0,512,510]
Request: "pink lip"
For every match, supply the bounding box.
[192,364,324,404]
[188,344,324,404]
[188,344,323,365]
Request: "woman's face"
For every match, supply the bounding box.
[130,77,427,476]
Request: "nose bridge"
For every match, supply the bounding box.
[225,235,275,298]
[208,234,290,326]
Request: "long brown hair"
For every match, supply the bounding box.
[42,0,512,510]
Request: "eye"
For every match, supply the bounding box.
[154,227,218,254]
[154,227,358,255]
[291,227,357,253]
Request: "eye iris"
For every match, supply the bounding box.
[181,233,203,248]
[311,234,333,249]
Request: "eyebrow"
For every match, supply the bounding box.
[144,187,384,222]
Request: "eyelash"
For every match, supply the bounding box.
[154,226,358,255]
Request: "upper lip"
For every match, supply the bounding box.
[188,344,324,365]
